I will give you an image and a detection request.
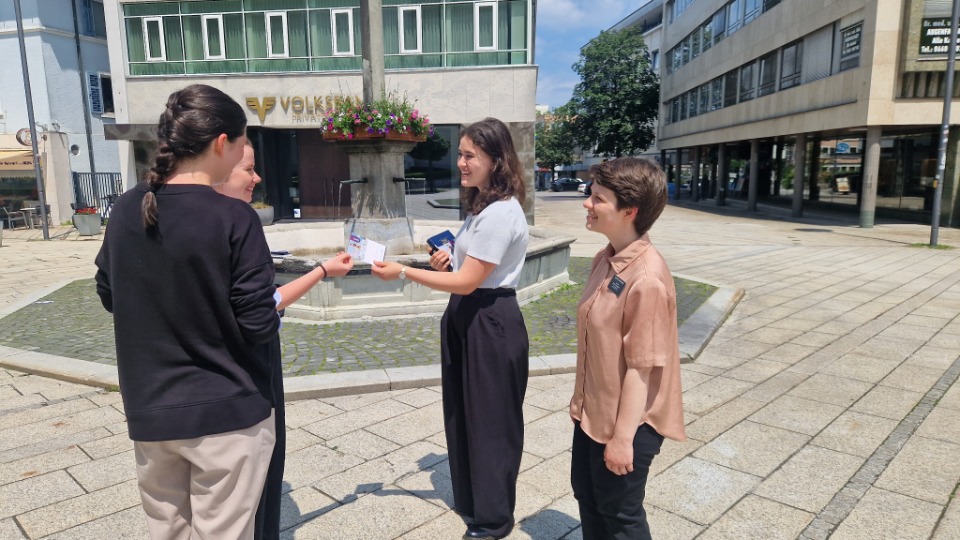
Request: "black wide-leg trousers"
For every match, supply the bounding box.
[441,289,529,538]
[571,421,664,540]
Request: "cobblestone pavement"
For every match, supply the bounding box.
[0,248,714,373]
[2,195,960,539]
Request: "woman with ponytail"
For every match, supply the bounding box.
[95,84,280,539]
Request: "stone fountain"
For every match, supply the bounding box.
[262,0,574,321]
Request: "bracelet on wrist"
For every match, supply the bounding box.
[319,262,327,280]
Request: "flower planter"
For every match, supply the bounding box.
[73,213,102,236]
[322,129,426,143]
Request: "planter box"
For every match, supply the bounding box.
[322,129,426,143]
[73,213,102,236]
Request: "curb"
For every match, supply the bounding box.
[0,280,741,400]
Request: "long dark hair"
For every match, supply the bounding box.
[141,84,247,228]
[460,118,526,215]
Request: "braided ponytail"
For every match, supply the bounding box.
[140,84,247,229]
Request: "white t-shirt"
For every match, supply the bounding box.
[453,197,529,289]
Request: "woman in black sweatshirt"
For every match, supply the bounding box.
[95,84,279,539]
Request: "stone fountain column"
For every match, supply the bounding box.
[343,139,419,255]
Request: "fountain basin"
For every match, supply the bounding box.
[265,221,576,321]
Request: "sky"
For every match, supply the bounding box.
[534,0,641,109]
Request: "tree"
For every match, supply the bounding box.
[535,108,576,174]
[409,132,451,193]
[568,25,659,157]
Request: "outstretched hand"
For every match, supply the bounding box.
[323,252,353,277]
[371,260,403,280]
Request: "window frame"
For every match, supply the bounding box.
[142,16,166,62]
[399,5,423,54]
[87,72,115,116]
[739,62,756,102]
[757,52,777,96]
[780,40,802,89]
[201,14,226,60]
[265,11,289,58]
[331,8,355,56]
[474,1,498,51]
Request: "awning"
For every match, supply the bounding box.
[0,150,34,172]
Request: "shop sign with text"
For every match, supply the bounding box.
[920,18,960,55]
[245,95,362,124]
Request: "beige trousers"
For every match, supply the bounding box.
[133,411,276,540]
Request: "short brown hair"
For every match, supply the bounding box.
[589,157,667,236]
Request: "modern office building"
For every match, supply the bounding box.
[102,0,536,222]
[0,0,121,225]
[659,0,960,227]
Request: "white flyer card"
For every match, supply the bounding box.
[346,233,386,264]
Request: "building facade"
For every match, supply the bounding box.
[0,0,121,225]
[659,0,960,227]
[103,0,536,222]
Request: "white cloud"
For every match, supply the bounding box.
[536,73,578,109]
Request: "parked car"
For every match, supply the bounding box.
[550,177,583,192]
[579,181,593,196]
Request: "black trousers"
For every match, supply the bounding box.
[571,421,664,540]
[254,336,285,540]
[441,289,529,538]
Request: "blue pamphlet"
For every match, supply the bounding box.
[426,230,456,255]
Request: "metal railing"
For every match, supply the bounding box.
[72,172,124,218]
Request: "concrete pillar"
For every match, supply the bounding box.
[859,127,882,228]
[692,147,701,202]
[944,127,960,227]
[674,150,682,200]
[360,0,385,104]
[773,137,783,196]
[748,139,759,211]
[792,133,806,217]
[717,144,727,206]
[709,153,718,199]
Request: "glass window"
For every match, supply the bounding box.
[332,9,354,55]
[202,15,225,60]
[681,34,691,64]
[744,0,761,24]
[727,0,742,35]
[711,77,723,110]
[740,62,755,102]
[688,88,699,118]
[763,0,781,12]
[691,27,701,59]
[758,52,777,96]
[699,83,710,114]
[650,50,660,71]
[712,8,726,42]
[780,41,802,89]
[143,17,166,61]
[266,12,288,58]
[679,93,688,120]
[724,69,738,106]
[672,46,682,72]
[839,23,862,72]
[475,2,497,50]
[399,6,422,54]
[702,19,713,52]
[671,98,680,123]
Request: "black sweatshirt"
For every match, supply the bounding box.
[95,183,280,441]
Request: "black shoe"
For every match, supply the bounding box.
[463,526,496,540]
[462,522,513,540]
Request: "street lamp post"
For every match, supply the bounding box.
[14,0,50,240]
[931,0,960,246]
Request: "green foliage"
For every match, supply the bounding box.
[568,26,659,157]
[409,132,450,163]
[535,106,576,171]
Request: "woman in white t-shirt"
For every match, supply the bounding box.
[372,118,529,540]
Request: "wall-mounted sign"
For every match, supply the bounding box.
[920,18,960,55]
[15,128,32,146]
[245,95,362,125]
[836,142,850,153]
